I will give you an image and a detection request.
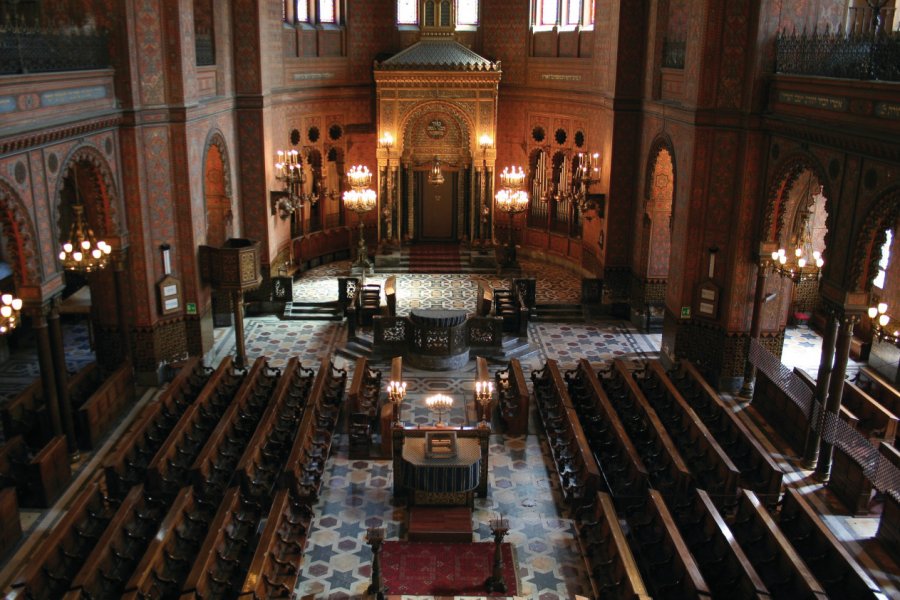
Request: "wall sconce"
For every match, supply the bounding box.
[428,156,444,185]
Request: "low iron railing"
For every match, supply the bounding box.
[775,28,900,82]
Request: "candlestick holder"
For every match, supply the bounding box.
[387,379,407,425]
[485,518,510,593]
[425,393,453,427]
[366,527,387,599]
[475,380,494,426]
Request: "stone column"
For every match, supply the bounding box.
[740,260,770,397]
[113,251,132,361]
[802,307,838,468]
[48,299,78,454]
[815,313,859,480]
[32,309,63,442]
[406,165,415,240]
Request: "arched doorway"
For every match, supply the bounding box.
[203,134,234,328]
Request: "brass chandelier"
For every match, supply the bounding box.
[59,171,112,272]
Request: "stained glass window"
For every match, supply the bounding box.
[457,0,478,25]
[319,0,336,23]
[540,0,558,25]
[397,0,417,24]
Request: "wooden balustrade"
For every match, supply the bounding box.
[75,361,135,449]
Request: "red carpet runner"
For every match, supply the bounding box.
[408,243,462,273]
[381,541,518,597]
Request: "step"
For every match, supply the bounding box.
[408,506,472,543]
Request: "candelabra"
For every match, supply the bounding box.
[387,379,407,425]
[771,184,824,283]
[343,165,376,273]
[475,380,494,426]
[59,204,113,272]
[425,393,453,427]
[0,293,23,334]
[869,302,900,346]
[495,169,529,268]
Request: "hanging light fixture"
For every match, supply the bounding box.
[428,155,444,185]
[771,177,824,283]
[59,170,112,272]
[868,301,899,346]
[0,293,23,334]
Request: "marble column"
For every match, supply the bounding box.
[32,310,63,442]
[802,308,838,468]
[740,261,770,398]
[815,314,859,480]
[48,299,78,454]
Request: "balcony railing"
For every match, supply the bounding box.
[0,23,109,75]
[662,39,685,69]
[775,28,900,82]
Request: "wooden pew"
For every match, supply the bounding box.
[239,488,313,599]
[64,484,167,599]
[641,361,741,508]
[730,489,828,599]
[840,378,898,445]
[794,368,861,430]
[0,486,21,559]
[75,360,135,449]
[877,490,900,560]
[347,356,382,423]
[565,359,649,498]
[856,366,900,417]
[1,380,51,449]
[674,361,784,508]
[673,489,771,598]
[121,487,218,599]
[531,359,602,508]
[190,358,278,499]
[752,367,810,451]
[8,475,117,600]
[779,487,888,599]
[829,442,876,515]
[380,356,403,456]
[575,491,651,599]
[180,487,259,599]
[496,358,529,435]
[603,360,693,498]
[282,358,344,500]
[103,357,211,498]
[146,358,245,495]
[237,359,316,500]
[0,434,70,507]
[625,489,712,598]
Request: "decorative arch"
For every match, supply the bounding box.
[203,131,234,247]
[849,185,900,292]
[761,152,832,247]
[0,178,42,288]
[399,100,474,166]
[644,134,677,202]
[58,144,123,238]
[203,130,233,199]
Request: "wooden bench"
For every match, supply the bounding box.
[674,361,784,508]
[103,356,211,499]
[829,441,876,515]
[673,489,771,598]
[1,379,52,449]
[0,434,70,507]
[531,359,602,508]
[575,491,650,600]
[120,487,218,599]
[190,358,278,499]
[347,356,382,424]
[408,506,472,542]
[730,489,827,599]
[239,487,313,599]
[237,358,316,500]
[625,489,712,598]
[841,378,898,445]
[856,366,900,418]
[146,358,246,495]
[496,358,529,435]
[752,368,811,451]
[877,489,900,561]
[180,487,256,599]
[65,483,167,599]
[0,486,21,559]
[565,359,650,498]
[75,361,135,449]
[640,361,741,509]
[602,360,693,498]
[778,487,888,599]
[8,475,117,600]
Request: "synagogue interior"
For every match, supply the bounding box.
[0,0,900,598]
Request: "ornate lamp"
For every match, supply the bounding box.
[869,302,899,346]
[495,177,529,268]
[573,151,602,218]
[0,293,23,334]
[273,146,322,227]
[478,135,493,248]
[428,155,444,185]
[771,184,825,283]
[387,379,407,425]
[59,205,112,273]
[425,393,453,427]
[343,165,377,273]
[475,380,494,426]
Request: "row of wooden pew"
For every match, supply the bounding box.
[533,357,889,599]
[6,354,347,600]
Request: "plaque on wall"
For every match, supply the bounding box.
[158,275,182,316]
[695,281,720,319]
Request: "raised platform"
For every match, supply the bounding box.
[408,506,472,543]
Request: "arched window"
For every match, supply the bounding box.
[874,229,893,289]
